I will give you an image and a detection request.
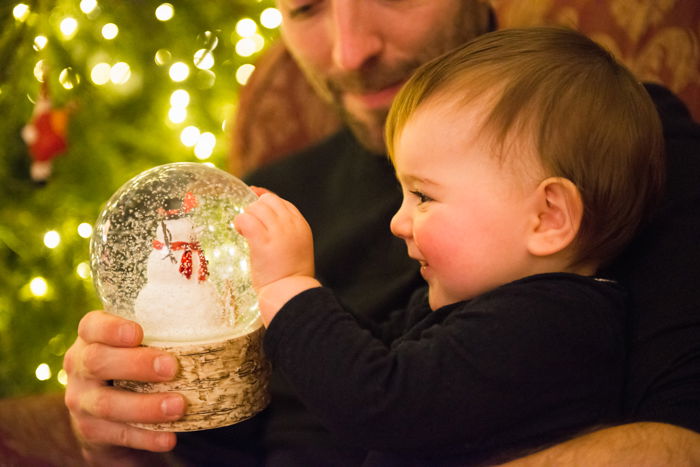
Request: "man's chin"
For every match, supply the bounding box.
[341,109,388,155]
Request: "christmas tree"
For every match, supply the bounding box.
[0,0,278,398]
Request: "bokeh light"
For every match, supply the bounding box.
[91,62,111,85]
[235,18,257,37]
[13,4,30,22]
[235,64,255,85]
[102,23,119,40]
[260,8,282,29]
[155,3,174,21]
[60,17,79,39]
[43,231,61,249]
[29,277,48,297]
[180,125,200,146]
[110,62,131,84]
[33,35,48,51]
[35,363,51,381]
[77,223,93,238]
[169,62,190,82]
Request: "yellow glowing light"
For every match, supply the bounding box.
[154,49,172,66]
[77,222,93,238]
[252,34,265,53]
[235,18,257,37]
[169,62,190,82]
[33,60,45,82]
[90,63,111,85]
[29,277,48,297]
[235,38,257,57]
[44,230,61,249]
[235,64,255,85]
[80,0,97,14]
[57,369,68,386]
[33,35,48,51]
[168,106,187,124]
[60,17,79,39]
[110,62,131,84]
[13,4,30,22]
[194,143,213,160]
[76,262,91,280]
[193,49,214,70]
[59,68,80,90]
[260,8,282,29]
[194,132,216,160]
[35,363,52,381]
[170,89,190,108]
[155,3,174,21]
[101,23,118,40]
[180,125,200,147]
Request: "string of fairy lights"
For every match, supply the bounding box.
[10,1,280,387]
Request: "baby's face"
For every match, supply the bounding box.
[390,100,542,310]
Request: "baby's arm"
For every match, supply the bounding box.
[234,191,321,326]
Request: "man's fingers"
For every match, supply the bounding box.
[78,386,186,424]
[77,343,179,382]
[78,310,143,347]
[75,415,177,453]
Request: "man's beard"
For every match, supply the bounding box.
[292,3,491,154]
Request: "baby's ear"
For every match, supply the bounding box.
[526,177,583,257]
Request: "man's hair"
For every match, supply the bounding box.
[386,27,665,266]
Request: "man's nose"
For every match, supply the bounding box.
[331,1,382,71]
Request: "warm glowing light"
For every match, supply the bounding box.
[170,89,190,108]
[91,63,111,85]
[76,262,91,279]
[193,49,214,70]
[235,64,255,85]
[77,223,93,238]
[59,68,80,90]
[260,8,282,29]
[235,38,257,57]
[33,60,46,82]
[33,35,48,51]
[252,34,265,53]
[110,62,131,84]
[169,62,189,82]
[13,4,30,22]
[155,3,174,21]
[44,230,61,249]
[29,277,48,297]
[60,17,79,39]
[154,49,171,66]
[57,369,68,386]
[102,23,118,40]
[235,18,257,37]
[180,125,200,147]
[80,0,98,14]
[194,132,216,160]
[168,106,187,124]
[35,363,51,381]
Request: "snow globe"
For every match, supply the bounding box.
[90,162,270,431]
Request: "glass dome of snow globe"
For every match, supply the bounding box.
[91,162,260,344]
[90,162,269,431]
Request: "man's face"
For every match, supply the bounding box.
[276,0,491,153]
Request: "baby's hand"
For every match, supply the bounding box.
[235,192,320,325]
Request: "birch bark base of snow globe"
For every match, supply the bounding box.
[90,162,270,432]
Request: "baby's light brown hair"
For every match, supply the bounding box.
[386,27,665,267]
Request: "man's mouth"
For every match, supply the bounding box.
[343,81,406,110]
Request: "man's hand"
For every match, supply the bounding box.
[498,422,700,466]
[235,191,320,325]
[63,310,185,465]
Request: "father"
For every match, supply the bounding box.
[64,1,700,465]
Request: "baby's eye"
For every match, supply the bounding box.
[410,190,432,204]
